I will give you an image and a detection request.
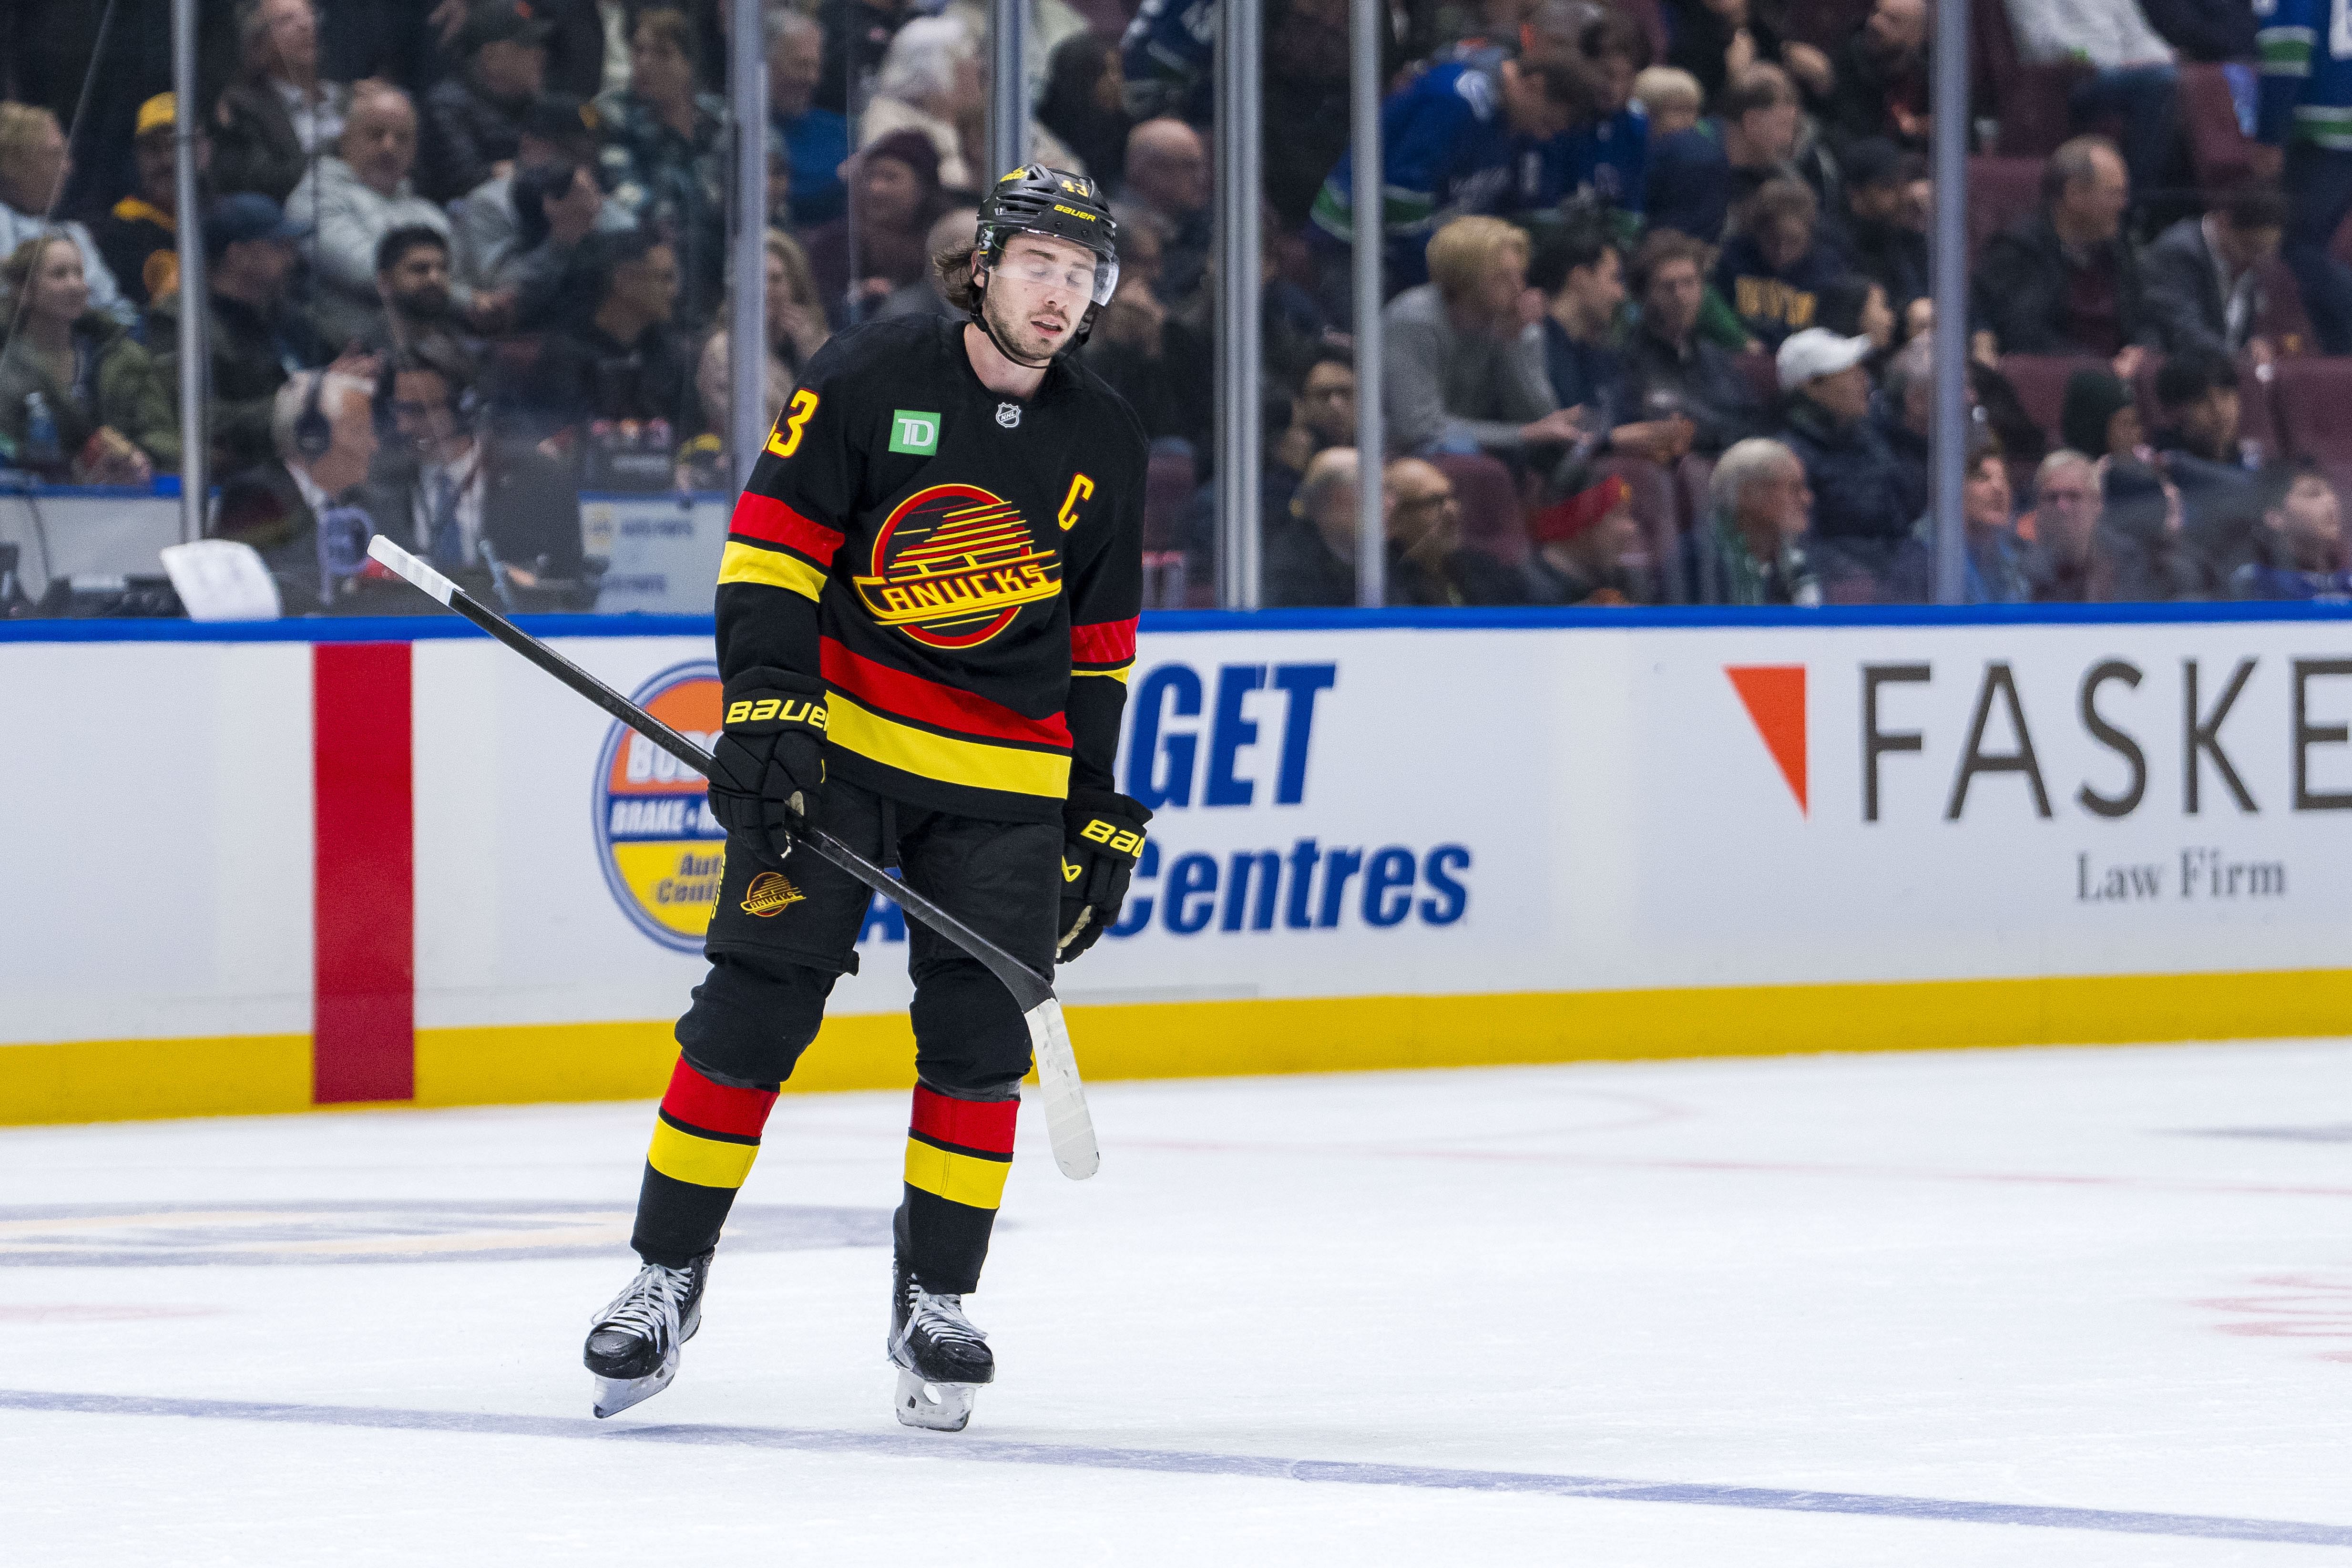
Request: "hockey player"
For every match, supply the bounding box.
[583,166,1150,1433]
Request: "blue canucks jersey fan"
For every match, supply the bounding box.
[1309,50,1588,289]
[2258,0,2352,350]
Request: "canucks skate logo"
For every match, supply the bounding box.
[854,482,1061,649]
[740,871,805,917]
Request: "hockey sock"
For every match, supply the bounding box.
[630,1055,780,1268]
[900,1085,1017,1295]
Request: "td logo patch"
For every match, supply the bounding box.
[741,871,806,917]
[889,409,941,455]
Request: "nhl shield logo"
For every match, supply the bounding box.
[996,401,1022,429]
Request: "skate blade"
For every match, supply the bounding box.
[592,1361,676,1420]
[893,1368,976,1433]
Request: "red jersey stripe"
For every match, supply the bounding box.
[910,1084,1019,1155]
[730,491,845,560]
[1070,617,1138,666]
[661,1056,779,1138]
[821,638,1073,748]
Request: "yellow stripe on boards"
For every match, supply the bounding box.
[904,1138,1011,1209]
[717,540,826,601]
[826,693,1071,799]
[647,1119,760,1189]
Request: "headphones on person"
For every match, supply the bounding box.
[294,371,333,459]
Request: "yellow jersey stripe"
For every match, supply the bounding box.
[1072,665,1132,682]
[828,691,1072,798]
[903,1138,1012,1208]
[718,539,826,602]
[648,1119,761,1188]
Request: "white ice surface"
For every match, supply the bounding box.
[3,1041,2351,1565]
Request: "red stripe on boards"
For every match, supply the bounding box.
[910,1084,1019,1154]
[312,642,415,1104]
[820,637,1073,749]
[662,1056,780,1138]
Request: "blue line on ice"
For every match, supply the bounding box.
[5,1388,2348,1548]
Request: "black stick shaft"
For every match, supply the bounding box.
[440,589,1054,1013]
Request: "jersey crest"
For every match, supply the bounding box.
[852,482,1062,648]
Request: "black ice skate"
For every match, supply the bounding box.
[584,1250,710,1418]
[888,1252,993,1432]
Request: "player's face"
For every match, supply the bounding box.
[982,234,1099,359]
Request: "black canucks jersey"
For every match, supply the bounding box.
[715,315,1148,823]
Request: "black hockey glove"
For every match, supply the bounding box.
[1056,789,1151,963]
[705,667,827,865]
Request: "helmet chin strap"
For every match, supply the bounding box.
[970,266,1066,371]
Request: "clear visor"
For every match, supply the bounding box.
[989,235,1120,308]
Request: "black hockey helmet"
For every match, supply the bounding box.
[973,164,1121,309]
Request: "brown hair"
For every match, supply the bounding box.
[1742,176,1818,236]
[1628,227,1710,298]
[1719,62,1795,120]
[933,240,981,314]
[631,7,700,70]
[0,232,74,299]
[0,102,60,164]
[765,227,821,313]
[1425,215,1530,304]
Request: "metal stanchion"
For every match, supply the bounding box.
[727,0,771,494]
[1215,0,1264,608]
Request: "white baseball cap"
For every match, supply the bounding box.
[1777,328,1875,393]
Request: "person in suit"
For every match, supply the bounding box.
[2141,187,2289,365]
[213,368,378,608]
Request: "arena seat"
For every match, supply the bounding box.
[1429,451,1527,566]
[1592,454,1679,595]
[1970,0,2085,157]
[2180,63,2259,193]
[1967,156,2044,262]
[2273,357,2352,471]
[1731,348,1779,409]
[1998,355,2106,449]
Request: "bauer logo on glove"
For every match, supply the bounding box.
[1056,789,1151,963]
[705,666,829,867]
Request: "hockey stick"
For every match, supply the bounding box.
[364,535,1099,1180]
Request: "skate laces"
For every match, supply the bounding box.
[902,1281,988,1352]
[595,1262,688,1347]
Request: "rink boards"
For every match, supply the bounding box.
[4,605,2352,1124]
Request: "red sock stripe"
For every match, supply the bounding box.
[662,1057,778,1138]
[909,1085,1018,1154]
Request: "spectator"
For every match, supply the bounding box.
[1714,177,1847,349]
[0,103,131,324]
[1776,326,1911,550]
[1681,435,1822,604]
[1384,456,1529,605]
[1262,0,1358,224]
[2008,0,2181,196]
[92,94,205,310]
[1620,227,1767,457]
[534,227,694,433]
[1631,66,1702,139]
[212,369,378,604]
[1124,119,1213,307]
[873,206,974,320]
[146,194,337,478]
[1877,331,1932,520]
[1644,63,1802,246]
[804,130,949,325]
[288,82,454,351]
[2260,3,2352,352]
[1818,276,1896,352]
[364,344,585,588]
[2091,457,2200,600]
[941,0,1094,140]
[1268,349,1357,518]
[1383,215,1581,460]
[2141,187,2288,363]
[362,225,476,379]
[496,158,617,330]
[2233,468,2352,598]
[211,0,351,206]
[1970,137,2155,359]
[1038,33,1132,196]
[860,17,989,194]
[815,0,912,118]
[1264,445,1369,607]
[2140,0,2258,62]
[2150,347,2263,570]
[1890,436,2030,603]
[2061,365,2143,460]
[0,236,175,482]
[769,9,849,226]
[452,96,628,301]
[1819,0,1929,153]
[1083,265,1214,454]
[1662,0,1830,111]
[1309,52,1583,290]
[2021,450,2102,600]
[1548,4,1652,217]
[1839,138,1928,315]
[1524,473,1653,604]
[594,6,726,326]
[418,0,552,204]
[1530,223,1697,467]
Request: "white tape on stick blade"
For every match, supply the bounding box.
[366,533,458,605]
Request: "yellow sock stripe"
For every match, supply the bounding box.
[718,539,826,601]
[826,691,1072,799]
[903,1137,1012,1209]
[648,1119,761,1188]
